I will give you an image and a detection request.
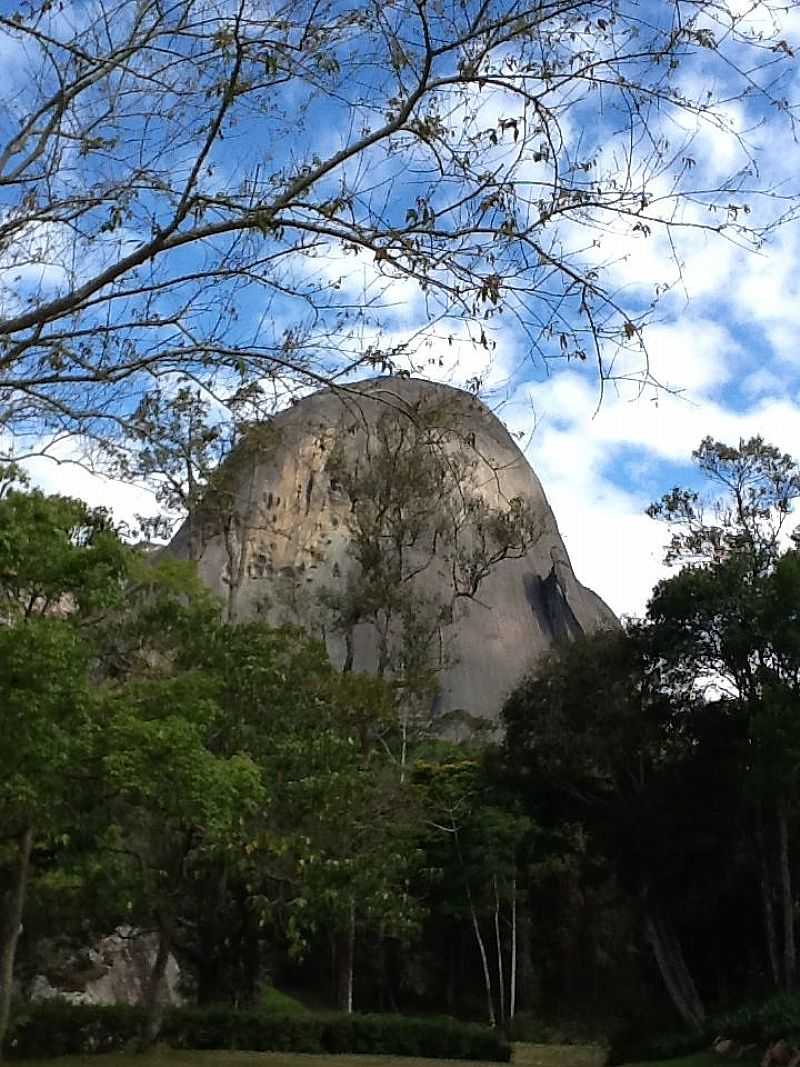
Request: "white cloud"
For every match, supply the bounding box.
[15,438,157,533]
[501,355,800,619]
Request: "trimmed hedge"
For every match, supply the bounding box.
[162,1006,325,1054]
[5,1001,512,1062]
[5,1002,143,1059]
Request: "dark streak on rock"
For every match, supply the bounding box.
[305,471,315,514]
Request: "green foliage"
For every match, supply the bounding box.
[316,1011,511,1060]
[318,398,540,705]
[713,992,800,1046]
[4,1002,142,1058]
[606,1022,708,1066]
[647,435,800,570]
[5,1003,511,1061]
[609,993,800,1064]
[0,487,130,621]
[0,618,92,828]
[162,1006,325,1053]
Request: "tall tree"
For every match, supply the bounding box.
[501,627,738,1030]
[98,670,264,1044]
[0,619,93,1056]
[416,747,532,1028]
[648,436,800,992]
[0,473,131,1055]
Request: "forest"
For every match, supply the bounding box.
[2,432,800,1061]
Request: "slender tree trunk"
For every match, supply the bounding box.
[335,902,355,1014]
[342,628,354,673]
[644,908,705,1031]
[140,922,172,1049]
[757,808,781,988]
[467,887,496,1028]
[778,803,796,991]
[493,875,505,1026]
[223,518,246,624]
[446,934,457,1013]
[509,877,517,1023]
[517,902,535,1013]
[376,923,386,1012]
[400,710,408,786]
[0,826,33,1061]
[453,828,494,1026]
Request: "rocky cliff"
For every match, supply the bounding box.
[169,376,617,723]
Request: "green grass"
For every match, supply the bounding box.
[514,1042,606,1067]
[258,989,310,1017]
[622,1057,719,1067]
[7,1035,736,1067]
[13,1052,508,1067]
[13,1042,605,1067]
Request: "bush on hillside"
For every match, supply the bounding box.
[259,985,310,1016]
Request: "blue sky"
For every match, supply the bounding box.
[4,0,800,620]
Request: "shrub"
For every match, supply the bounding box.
[319,1012,511,1061]
[5,1000,511,1062]
[4,1001,143,1059]
[714,992,800,1046]
[607,992,800,1064]
[162,1006,325,1053]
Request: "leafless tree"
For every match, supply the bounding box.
[0,0,798,456]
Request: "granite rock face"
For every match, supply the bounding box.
[169,376,617,723]
[28,927,182,1006]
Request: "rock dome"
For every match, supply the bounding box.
[169,376,617,724]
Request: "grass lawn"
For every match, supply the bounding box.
[9,1044,730,1067]
[515,1043,606,1067]
[622,1057,720,1067]
[16,1045,606,1067]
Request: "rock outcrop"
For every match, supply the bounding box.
[27,927,182,1007]
[169,376,617,723]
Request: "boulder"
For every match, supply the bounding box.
[29,927,181,1006]
[762,1041,795,1067]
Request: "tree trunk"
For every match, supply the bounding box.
[446,934,457,1013]
[195,952,223,1006]
[778,804,796,991]
[509,877,517,1023]
[467,888,496,1028]
[0,826,33,1061]
[454,828,495,1026]
[223,518,244,624]
[516,902,536,1013]
[644,908,705,1031]
[335,902,355,1014]
[376,923,387,1012]
[140,922,172,1049]
[756,805,781,988]
[400,710,408,786]
[493,875,505,1026]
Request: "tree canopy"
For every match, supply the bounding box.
[1,0,799,457]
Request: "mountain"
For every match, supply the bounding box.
[169,376,617,724]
